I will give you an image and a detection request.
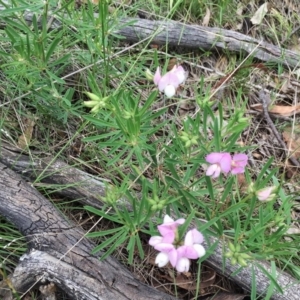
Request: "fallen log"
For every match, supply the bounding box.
[1,2,300,68]
[0,143,299,299]
[0,153,177,300]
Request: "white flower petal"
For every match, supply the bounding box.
[176,257,190,272]
[155,252,169,267]
[164,85,176,98]
[193,244,206,258]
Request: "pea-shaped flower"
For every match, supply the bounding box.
[153,65,186,98]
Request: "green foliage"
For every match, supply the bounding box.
[1,1,299,299]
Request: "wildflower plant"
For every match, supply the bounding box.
[2,1,299,298]
[149,215,206,272]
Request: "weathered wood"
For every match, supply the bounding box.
[0,155,176,300]
[115,18,300,68]
[0,144,300,299]
[1,2,299,68]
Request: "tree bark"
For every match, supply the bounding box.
[1,2,299,68]
[115,18,300,68]
[0,143,299,300]
[0,152,176,300]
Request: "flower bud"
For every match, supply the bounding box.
[224,251,233,258]
[238,257,248,267]
[228,242,236,252]
[83,100,100,108]
[256,186,277,202]
[145,68,154,81]
[85,92,101,101]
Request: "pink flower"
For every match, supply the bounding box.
[157,215,185,242]
[256,186,276,202]
[175,229,206,272]
[148,216,206,272]
[231,154,248,174]
[153,65,186,98]
[154,243,178,267]
[205,152,232,178]
[149,215,185,265]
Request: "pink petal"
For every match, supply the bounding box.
[161,231,175,244]
[157,226,175,239]
[206,164,218,176]
[257,187,273,201]
[158,215,185,237]
[168,248,178,267]
[219,153,232,173]
[205,152,224,164]
[153,67,161,85]
[154,243,175,253]
[184,230,194,246]
[177,245,199,259]
[206,164,222,178]
[189,229,204,244]
[149,236,163,246]
[231,167,245,174]
[158,72,180,91]
[232,154,248,167]
[173,65,186,84]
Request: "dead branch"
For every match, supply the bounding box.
[0,144,299,300]
[0,2,300,68]
[0,151,176,300]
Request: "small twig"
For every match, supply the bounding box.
[258,90,300,167]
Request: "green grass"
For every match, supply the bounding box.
[1,0,300,299]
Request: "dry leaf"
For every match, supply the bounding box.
[282,127,300,159]
[167,58,178,71]
[17,117,36,149]
[215,55,228,73]
[286,227,300,235]
[79,0,99,3]
[237,173,247,191]
[251,2,268,25]
[251,103,300,117]
[282,126,300,178]
[202,8,211,26]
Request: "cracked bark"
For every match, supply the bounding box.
[1,2,299,68]
[0,144,299,299]
[0,146,176,300]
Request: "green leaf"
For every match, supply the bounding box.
[84,206,124,224]
[86,226,124,238]
[45,33,62,62]
[256,157,274,183]
[99,231,128,260]
[1,5,43,15]
[46,70,65,84]
[49,53,71,68]
[220,177,234,203]
[139,91,158,116]
[91,228,125,255]
[136,233,144,259]
[83,115,117,128]
[127,235,136,264]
